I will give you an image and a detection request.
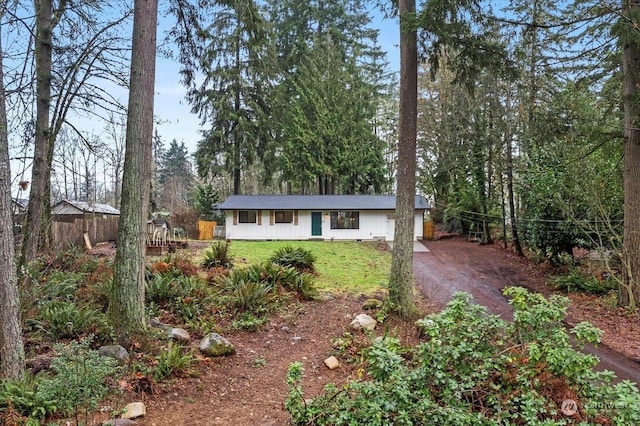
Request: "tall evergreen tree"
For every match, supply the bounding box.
[175,0,274,195]
[619,0,640,307]
[275,35,388,194]
[388,0,418,319]
[156,139,196,211]
[20,0,58,269]
[192,182,224,222]
[109,0,157,339]
[267,0,389,194]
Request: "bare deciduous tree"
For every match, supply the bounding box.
[0,9,25,380]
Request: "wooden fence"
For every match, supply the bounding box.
[197,220,217,240]
[423,221,435,240]
[52,216,119,250]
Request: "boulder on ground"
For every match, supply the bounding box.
[362,299,382,310]
[98,345,129,363]
[350,314,377,331]
[324,356,340,370]
[168,327,190,343]
[199,333,236,357]
[121,402,146,419]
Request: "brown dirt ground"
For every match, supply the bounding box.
[91,237,640,426]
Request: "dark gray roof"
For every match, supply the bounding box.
[13,198,29,208]
[53,199,120,215]
[217,195,430,211]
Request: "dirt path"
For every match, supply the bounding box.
[413,237,640,383]
[125,296,369,426]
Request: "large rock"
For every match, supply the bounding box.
[350,314,377,332]
[98,345,129,364]
[362,299,382,310]
[121,402,146,419]
[199,333,236,357]
[168,327,190,343]
[324,356,340,370]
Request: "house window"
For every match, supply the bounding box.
[238,210,257,223]
[274,210,294,224]
[330,211,359,229]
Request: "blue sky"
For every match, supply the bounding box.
[153,10,400,155]
[6,4,399,197]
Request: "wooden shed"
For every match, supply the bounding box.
[51,200,120,250]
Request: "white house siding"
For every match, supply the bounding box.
[224,210,424,241]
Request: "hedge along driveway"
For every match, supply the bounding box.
[413,237,640,384]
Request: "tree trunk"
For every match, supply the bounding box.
[388,0,417,319]
[109,0,157,339]
[20,0,54,269]
[505,84,523,256]
[621,0,640,308]
[506,138,522,256]
[0,23,25,380]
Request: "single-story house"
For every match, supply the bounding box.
[217,195,430,241]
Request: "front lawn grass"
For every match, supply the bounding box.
[227,240,391,294]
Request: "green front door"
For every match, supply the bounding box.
[311,212,322,236]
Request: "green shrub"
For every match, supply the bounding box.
[261,263,318,300]
[284,273,318,300]
[146,273,213,324]
[551,268,617,295]
[269,246,316,272]
[213,262,318,311]
[82,278,113,309]
[202,241,233,269]
[39,271,85,300]
[0,337,124,423]
[21,271,85,313]
[147,273,210,303]
[172,295,205,321]
[146,274,180,305]
[286,287,640,425]
[231,311,269,331]
[37,337,123,421]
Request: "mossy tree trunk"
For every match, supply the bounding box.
[20,0,55,270]
[109,0,157,340]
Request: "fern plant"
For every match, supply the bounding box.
[216,269,274,312]
[269,246,316,272]
[202,241,233,269]
[27,300,110,340]
[153,343,196,381]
